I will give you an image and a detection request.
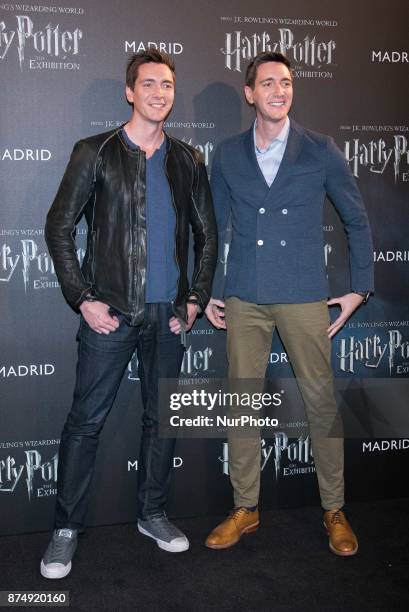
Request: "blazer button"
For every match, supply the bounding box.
[257,240,264,246]
[280,240,286,246]
[259,207,265,214]
[282,208,288,214]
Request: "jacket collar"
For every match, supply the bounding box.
[117,124,169,156]
[244,118,304,191]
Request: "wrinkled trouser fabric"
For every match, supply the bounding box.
[55,303,184,529]
[225,297,344,511]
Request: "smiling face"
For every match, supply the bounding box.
[125,62,175,126]
[244,61,293,128]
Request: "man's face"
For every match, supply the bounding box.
[125,62,175,125]
[244,61,293,124]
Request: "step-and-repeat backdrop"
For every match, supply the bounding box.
[1,0,408,535]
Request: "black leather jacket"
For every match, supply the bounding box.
[45,127,217,325]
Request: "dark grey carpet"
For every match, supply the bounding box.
[2,498,409,611]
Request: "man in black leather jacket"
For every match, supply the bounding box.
[41,49,217,579]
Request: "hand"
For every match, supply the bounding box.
[79,300,120,334]
[169,302,199,335]
[205,297,226,330]
[326,293,364,339]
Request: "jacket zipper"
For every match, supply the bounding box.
[164,142,184,321]
[132,151,142,323]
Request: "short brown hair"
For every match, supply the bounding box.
[245,52,292,89]
[126,48,176,89]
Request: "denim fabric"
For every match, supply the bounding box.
[55,303,184,529]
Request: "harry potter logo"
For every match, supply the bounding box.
[219,434,314,478]
[222,29,336,72]
[266,434,314,478]
[0,15,82,70]
[127,345,214,380]
[0,238,84,290]
[181,138,214,167]
[344,135,409,183]
[337,330,409,375]
[0,450,57,500]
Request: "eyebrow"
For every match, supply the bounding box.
[260,77,292,84]
[140,78,174,85]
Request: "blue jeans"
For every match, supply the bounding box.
[54,303,184,529]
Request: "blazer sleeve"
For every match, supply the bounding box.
[324,137,374,293]
[210,144,232,299]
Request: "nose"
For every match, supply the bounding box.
[152,83,164,96]
[271,82,284,96]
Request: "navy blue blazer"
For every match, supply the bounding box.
[211,119,374,304]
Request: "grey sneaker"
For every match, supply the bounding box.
[138,516,189,552]
[40,528,78,579]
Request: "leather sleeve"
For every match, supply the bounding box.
[189,160,218,311]
[45,140,97,310]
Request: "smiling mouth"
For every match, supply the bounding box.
[269,101,285,106]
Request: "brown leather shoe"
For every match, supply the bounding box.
[324,509,358,556]
[205,507,259,549]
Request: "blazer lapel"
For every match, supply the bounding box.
[241,119,305,206]
[244,124,271,189]
[263,119,305,204]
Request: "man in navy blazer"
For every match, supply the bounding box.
[205,51,373,555]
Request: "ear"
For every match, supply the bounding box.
[125,85,134,104]
[244,85,254,105]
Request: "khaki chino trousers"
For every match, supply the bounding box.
[225,297,344,511]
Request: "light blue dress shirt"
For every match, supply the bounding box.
[254,117,290,186]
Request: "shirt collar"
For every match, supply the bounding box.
[121,127,166,156]
[253,117,290,153]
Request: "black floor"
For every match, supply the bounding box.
[2,498,409,611]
